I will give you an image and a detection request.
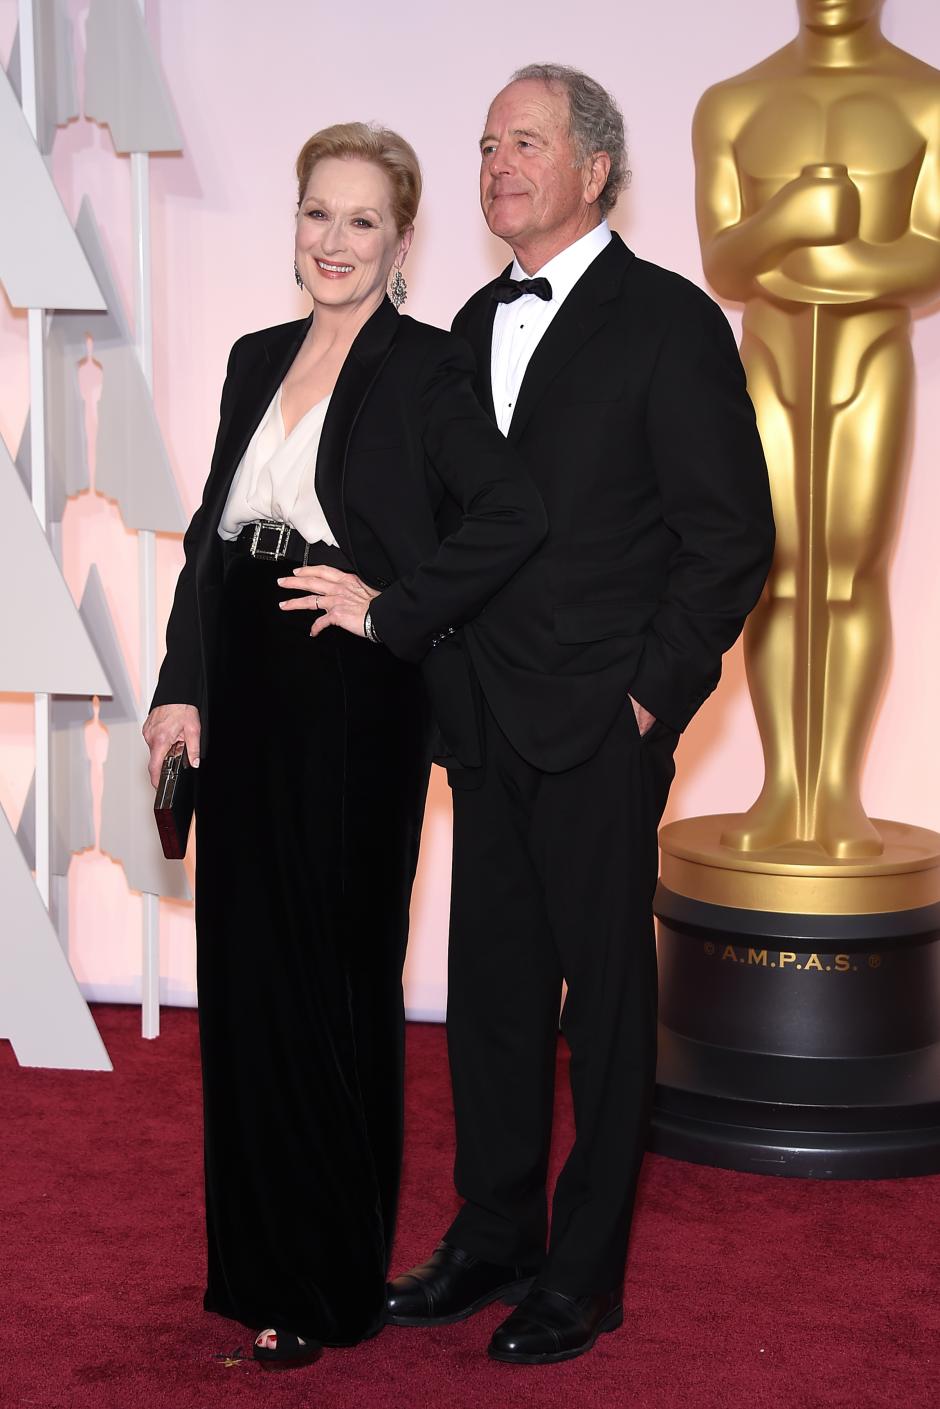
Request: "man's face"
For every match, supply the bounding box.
[479,80,590,249]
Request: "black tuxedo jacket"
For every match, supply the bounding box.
[151,298,546,763]
[453,233,775,771]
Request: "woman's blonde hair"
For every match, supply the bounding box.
[295,122,422,234]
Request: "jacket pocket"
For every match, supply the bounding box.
[553,599,658,643]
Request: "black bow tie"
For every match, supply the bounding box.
[491,276,553,304]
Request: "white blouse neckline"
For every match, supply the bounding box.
[218,383,336,545]
[277,385,330,441]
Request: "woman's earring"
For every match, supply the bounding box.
[389,267,407,310]
[294,260,304,290]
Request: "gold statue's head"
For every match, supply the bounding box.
[797,0,884,32]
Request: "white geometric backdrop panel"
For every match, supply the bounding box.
[0,0,186,1066]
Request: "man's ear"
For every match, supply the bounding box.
[584,151,612,207]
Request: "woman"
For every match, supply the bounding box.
[143,123,545,1369]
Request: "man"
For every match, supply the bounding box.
[387,64,774,1364]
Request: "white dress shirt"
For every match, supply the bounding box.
[490,220,612,436]
[218,386,337,545]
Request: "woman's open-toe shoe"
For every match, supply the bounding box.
[252,1328,323,1370]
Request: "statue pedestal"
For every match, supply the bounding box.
[652,816,940,1178]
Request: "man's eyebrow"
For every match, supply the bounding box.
[479,126,544,148]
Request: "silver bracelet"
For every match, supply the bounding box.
[364,607,381,644]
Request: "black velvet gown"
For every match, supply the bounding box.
[151,301,547,1345]
[194,540,432,1345]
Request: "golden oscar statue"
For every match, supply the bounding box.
[652,0,940,1178]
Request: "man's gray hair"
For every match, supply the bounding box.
[510,62,629,216]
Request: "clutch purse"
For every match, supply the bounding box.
[154,740,195,860]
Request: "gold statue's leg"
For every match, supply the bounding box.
[810,326,913,858]
[721,325,802,852]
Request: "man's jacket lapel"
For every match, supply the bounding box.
[508,235,634,445]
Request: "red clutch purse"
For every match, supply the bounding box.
[154,741,195,859]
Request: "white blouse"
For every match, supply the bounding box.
[217,386,337,545]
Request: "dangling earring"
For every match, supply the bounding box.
[294,260,304,290]
[389,266,407,310]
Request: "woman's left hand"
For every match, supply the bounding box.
[278,564,380,639]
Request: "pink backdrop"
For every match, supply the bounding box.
[1,0,938,1019]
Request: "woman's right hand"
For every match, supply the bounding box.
[142,704,202,788]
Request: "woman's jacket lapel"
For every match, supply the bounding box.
[313,296,401,570]
[196,315,311,578]
[198,298,402,579]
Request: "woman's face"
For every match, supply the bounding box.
[295,157,411,311]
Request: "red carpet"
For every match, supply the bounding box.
[2,1006,937,1409]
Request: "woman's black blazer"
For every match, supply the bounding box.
[151,297,547,766]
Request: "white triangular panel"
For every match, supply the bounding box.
[17,325,92,523]
[95,345,186,531]
[76,565,137,723]
[50,201,186,532]
[16,713,95,875]
[14,416,30,496]
[45,320,91,519]
[7,1,79,154]
[99,719,191,899]
[0,807,111,1070]
[43,199,127,357]
[66,198,132,349]
[17,779,40,872]
[6,25,19,91]
[0,67,104,310]
[84,0,182,154]
[51,716,96,866]
[0,437,110,694]
[15,565,127,872]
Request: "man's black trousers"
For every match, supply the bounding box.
[445,699,678,1295]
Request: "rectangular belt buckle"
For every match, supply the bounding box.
[250,520,290,561]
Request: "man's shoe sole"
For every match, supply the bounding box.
[386,1276,536,1327]
[487,1303,624,1364]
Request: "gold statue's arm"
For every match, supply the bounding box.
[774,232,940,305]
[774,137,940,306]
[692,92,860,303]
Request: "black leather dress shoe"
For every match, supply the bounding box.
[385,1242,538,1326]
[488,1287,623,1364]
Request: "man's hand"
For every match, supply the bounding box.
[630,695,656,737]
[278,564,380,640]
[142,704,201,787]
